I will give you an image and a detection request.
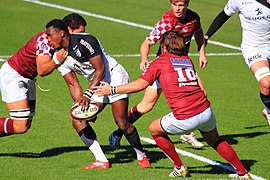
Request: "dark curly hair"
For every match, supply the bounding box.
[62,13,87,30]
[46,19,69,34]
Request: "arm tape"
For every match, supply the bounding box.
[9,108,32,120]
[83,89,94,100]
[52,53,60,65]
[110,86,117,95]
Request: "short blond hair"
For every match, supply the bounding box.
[170,0,189,3]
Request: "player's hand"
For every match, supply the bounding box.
[140,59,149,71]
[56,48,68,64]
[75,95,91,111]
[93,81,111,96]
[199,54,208,69]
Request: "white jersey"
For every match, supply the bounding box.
[58,40,118,83]
[224,0,270,47]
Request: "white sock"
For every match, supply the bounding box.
[89,140,108,162]
[133,148,146,160]
[264,106,270,114]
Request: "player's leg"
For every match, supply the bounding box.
[250,61,270,127]
[0,99,34,137]
[201,128,250,178]
[149,116,189,177]
[0,63,35,137]
[111,98,150,168]
[109,83,162,150]
[199,108,250,179]
[73,120,110,169]
[243,45,270,127]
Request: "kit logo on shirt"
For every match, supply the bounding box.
[75,49,82,57]
[80,39,95,55]
[182,27,188,33]
[256,8,263,15]
[40,44,49,51]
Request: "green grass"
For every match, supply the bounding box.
[0,0,270,179]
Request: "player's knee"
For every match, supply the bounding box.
[255,67,270,91]
[12,120,31,134]
[137,103,154,114]
[260,76,270,93]
[116,119,130,132]
[9,108,34,134]
[72,119,87,131]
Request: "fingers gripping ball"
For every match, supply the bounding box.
[70,103,101,121]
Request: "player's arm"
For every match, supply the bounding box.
[94,78,150,96]
[194,27,208,69]
[77,54,105,107]
[88,54,106,89]
[197,74,207,96]
[204,10,231,42]
[63,71,83,101]
[37,49,68,76]
[140,39,153,71]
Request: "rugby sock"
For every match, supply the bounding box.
[260,92,270,113]
[79,124,107,162]
[151,134,183,169]
[123,127,145,159]
[213,138,247,175]
[128,106,142,124]
[114,106,143,137]
[0,118,14,136]
[89,140,108,162]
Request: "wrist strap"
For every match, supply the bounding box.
[110,86,117,95]
[53,53,60,65]
[83,89,94,100]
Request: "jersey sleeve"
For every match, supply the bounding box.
[36,33,54,57]
[146,14,174,45]
[140,60,160,84]
[224,0,239,16]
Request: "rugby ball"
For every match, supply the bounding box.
[70,103,100,121]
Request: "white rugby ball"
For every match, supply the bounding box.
[70,103,100,120]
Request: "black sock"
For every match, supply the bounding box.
[260,92,270,109]
[123,127,143,152]
[78,124,96,148]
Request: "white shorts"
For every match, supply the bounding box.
[242,44,270,68]
[91,64,130,104]
[0,62,36,103]
[147,80,161,89]
[160,107,216,135]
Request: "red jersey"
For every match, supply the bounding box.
[146,9,201,52]
[8,31,54,79]
[140,52,210,120]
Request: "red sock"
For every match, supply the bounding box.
[128,106,142,124]
[0,118,14,135]
[151,134,183,168]
[215,140,247,175]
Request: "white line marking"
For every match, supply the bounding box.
[0,58,6,62]
[0,52,242,62]
[141,137,266,180]
[23,0,241,51]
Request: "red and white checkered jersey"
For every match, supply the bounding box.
[146,9,201,52]
[8,31,54,79]
[140,52,210,120]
